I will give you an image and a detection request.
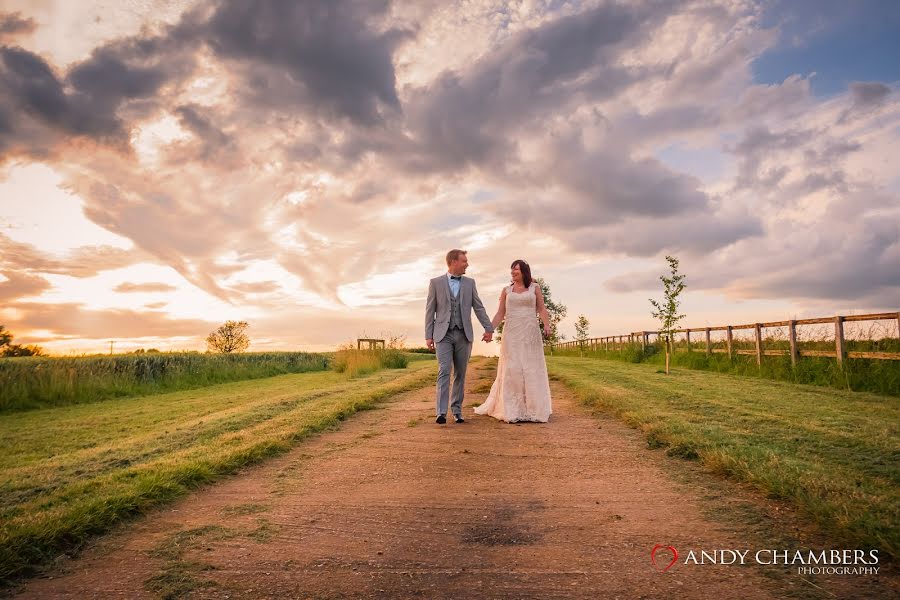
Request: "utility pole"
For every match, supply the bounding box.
[109,340,114,355]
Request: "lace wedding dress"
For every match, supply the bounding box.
[474,284,552,422]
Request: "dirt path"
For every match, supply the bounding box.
[12,359,893,599]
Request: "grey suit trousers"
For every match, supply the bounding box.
[435,327,471,417]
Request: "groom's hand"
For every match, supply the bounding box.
[482,332,493,342]
[426,338,435,351]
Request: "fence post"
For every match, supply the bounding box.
[686,330,691,352]
[835,316,845,368]
[754,323,762,367]
[705,328,711,356]
[789,320,798,367]
[726,326,733,360]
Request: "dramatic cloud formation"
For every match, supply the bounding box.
[0,0,897,354]
[0,11,34,41]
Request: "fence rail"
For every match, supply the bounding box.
[552,311,900,365]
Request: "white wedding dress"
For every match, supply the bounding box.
[475,284,552,422]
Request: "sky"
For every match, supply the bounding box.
[0,0,898,356]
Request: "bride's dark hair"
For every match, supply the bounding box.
[510,259,532,288]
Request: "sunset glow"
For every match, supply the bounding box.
[1,0,898,355]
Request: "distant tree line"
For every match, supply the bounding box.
[0,325,44,357]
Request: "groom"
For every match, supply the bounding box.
[425,249,494,424]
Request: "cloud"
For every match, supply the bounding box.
[167,103,239,166]
[392,1,677,174]
[0,29,196,162]
[574,205,764,258]
[6,301,213,338]
[114,282,177,293]
[1,0,898,353]
[604,187,900,305]
[186,0,412,125]
[837,81,892,123]
[0,11,36,41]
[729,125,815,189]
[731,194,900,301]
[849,81,891,107]
[0,270,50,302]
[227,280,280,294]
[0,233,145,277]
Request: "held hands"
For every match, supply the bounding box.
[482,331,493,343]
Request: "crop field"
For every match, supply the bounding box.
[0,351,331,412]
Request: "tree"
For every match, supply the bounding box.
[495,277,567,352]
[535,278,567,352]
[574,314,590,356]
[3,344,45,357]
[0,325,45,357]
[649,255,687,375]
[206,320,250,353]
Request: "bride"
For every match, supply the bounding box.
[474,259,553,423]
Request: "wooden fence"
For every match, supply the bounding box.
[552,312,900,366]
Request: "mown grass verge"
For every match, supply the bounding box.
[547,356,899,561]
[0,352,331,412]
[0,360,437,582]
[551,343,900,397]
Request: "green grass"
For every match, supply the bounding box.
[0,361,437,582]
[552,342,900,397]
[145,524,237,598]
[144,560,219,599]
[220,503,268,517]
[0,351,330,412]
[546,357,900,561]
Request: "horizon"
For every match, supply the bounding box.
[1,0,898,356]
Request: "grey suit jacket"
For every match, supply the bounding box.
[425,274,494,343]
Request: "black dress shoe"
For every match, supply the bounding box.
[436,414,447,424]
[454,415,465,423]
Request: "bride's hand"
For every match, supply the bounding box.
[543,324,551,337]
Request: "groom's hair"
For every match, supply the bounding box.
[446,249,467,266]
